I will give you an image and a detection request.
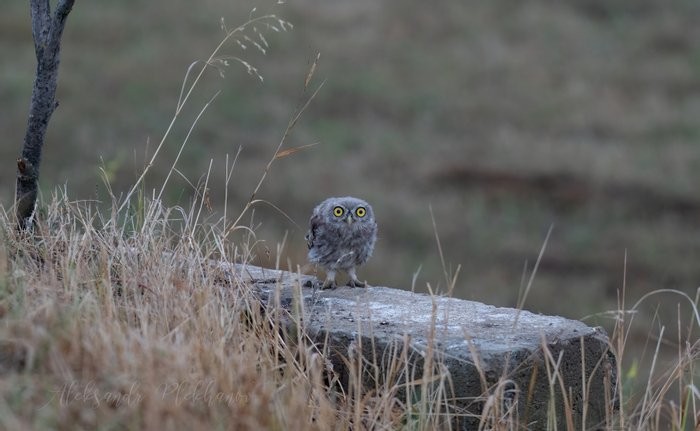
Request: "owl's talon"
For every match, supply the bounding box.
[322,280,336,290]
[347,279,366,288]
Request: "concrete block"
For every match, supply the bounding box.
[220,263,616,429]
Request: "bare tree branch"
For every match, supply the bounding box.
[30,0,50,57]
[48,0,74,55]
[17,0,75,229]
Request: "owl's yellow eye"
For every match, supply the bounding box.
[355,207,366,218]
[333,206,344,217]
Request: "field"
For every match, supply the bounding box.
[1,0,699,428]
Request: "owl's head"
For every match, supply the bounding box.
[322,196,374,226]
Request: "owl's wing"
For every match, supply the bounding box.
[305,213,322,249]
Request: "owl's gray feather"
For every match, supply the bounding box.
[305,196,377,288]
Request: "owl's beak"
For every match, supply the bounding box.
[346,215,354,225]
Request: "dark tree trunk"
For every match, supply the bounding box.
[16,0,75,229]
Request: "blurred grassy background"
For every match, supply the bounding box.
[2,0,700,346]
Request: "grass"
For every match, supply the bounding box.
[0,179,697,429]
[2,1,700,429]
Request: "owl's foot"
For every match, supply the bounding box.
[346,268,366,288]
[321,270,337,290]
[346,279,366,288]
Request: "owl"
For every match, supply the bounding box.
[305,196,378,289]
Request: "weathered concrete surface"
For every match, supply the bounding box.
[219,263,617,429]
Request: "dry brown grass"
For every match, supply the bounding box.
[0,195,332,430]
[0,183,698,430]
